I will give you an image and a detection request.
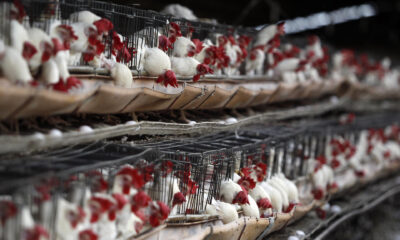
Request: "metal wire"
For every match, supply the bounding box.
[0,112,399,223]
[0,0,257,71]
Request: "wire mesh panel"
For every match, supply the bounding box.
[1,112,400,240]
[154,149,234,215]
[1,0,257,72]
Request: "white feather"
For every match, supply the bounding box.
[171,56,199,76]
[143,48,171,76]
[70,10,101,24]
[10,20,29,54]
[111,62,133,88]
[27,27,52,72]
[255,24,279,46]
[206,199,238,224]
[39,58,60,84]
[172,37,195,57]
[0,47,32,83]
[220,179,243,204]
[241,195,260,218]
[260,181,283,212]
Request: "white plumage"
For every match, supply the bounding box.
[55,198,82,240]
[275,174,299,203]
[275,58,300,74]
[249,185,272,207]
[88,54,103,68]
[21,206,35,229]
[385,141,400,160]
[39,59,60,84]
[10,20,29,54]
[111,165,138,196]
[0,47,32,83]
[54,50,70,81]
[224,43,241,75]
[116,203,143,238]
[134,37,147,72]
[268,178,289,210]
[172,37,196,58]
[194,39,212,63]
[321,165,335,188]
[161,4,198,20]
[143,48,171,76]
[306,37,323,62]
[171,56,199,77]
[27,27,52,73]
[260,181,283,212]
[164,175,186,215]
[90,194,117,240]
[110,62,133,88]
[349,131,368,171]
[245,49,265,75]
[241,195,260,218]
[206,198,238,224]
[219,179,243,204]
[255,24,280,46]
[92,214,117,240]
[69,22,95,65]
[382,70,400,89]
[70,10,101,24]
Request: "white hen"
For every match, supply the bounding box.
[260,181,283,212]
[107,62,133,88]
[70,10,101,24]
[39,59,60,85]
[220,179,248,205]
[206,198,238,224]
[171,56,199,77]
[255,23,284,46]
[10,19,29,54]
[0,46,32,83]
[241,195,260,218]
[245,49,265,75]
[172,36,196,57]
[55,198,85,240]
[27,27,52,73]
[143,48,171,76]
[275,173,299,204]
[268,178,289,211]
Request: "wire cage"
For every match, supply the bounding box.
[0,142,160,239]
[150,146,235,215]
[1,0,257,73]
[1,113,400,239]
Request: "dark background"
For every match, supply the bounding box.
[112,0,400,61]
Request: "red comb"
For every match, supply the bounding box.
[11,0,26,22]
[158,35,173,52]
[257,198,272,209]
[238,176,256,191]
[169,22,182,37]
[112,31,124,52]
[312,188,324,200]
[277,22,285,35]
[79,229,98,240]
[232,190,249,205]
[172,192,186,206]
[157,201,170,219]
[24,225,49,240]
[0,200,17,225]
[191,39,204,54]
[22,42,37,61]
[131,191,152,212]
[93,18,113,34]
[112,193,127,210]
